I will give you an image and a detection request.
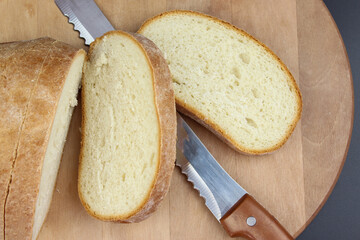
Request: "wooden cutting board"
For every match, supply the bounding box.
[0,0,353,239]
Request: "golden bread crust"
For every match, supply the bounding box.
[0,37,85,239]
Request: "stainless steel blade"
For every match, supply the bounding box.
[176,113,247,221]
[55,0,115,45]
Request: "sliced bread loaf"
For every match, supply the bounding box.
[0,37,85,239]
[79,31,176,222]
[138,10,302,154]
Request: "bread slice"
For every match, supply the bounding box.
[138,10,302,154]
[79,31,176,222]
[0,37,85,239]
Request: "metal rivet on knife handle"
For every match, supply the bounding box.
[246,216,256,227]
[220,194,293,240]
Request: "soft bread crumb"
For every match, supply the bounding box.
[79,32,161,219]
[139,10,302,154]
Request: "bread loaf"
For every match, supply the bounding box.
[0,37,85,239]
[138,10,302,154]
[79,31,176,222]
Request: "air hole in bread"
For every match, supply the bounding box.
[172,78,181,84]
[251,89,259,98]
[150,152,155,166]
[141,163,148,174]
[122,173,126,182]
[231,67,241,79]
[203,66,210,74]
[246,118,257,128]
[240,53,250,64]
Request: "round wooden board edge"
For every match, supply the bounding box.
[293,1,354,238]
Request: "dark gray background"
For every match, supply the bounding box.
[298,0,360,239]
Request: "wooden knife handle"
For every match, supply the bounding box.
[220,194,293,240]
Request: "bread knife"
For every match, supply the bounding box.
[55,0,293,238]
[55,0,115,44]
[176,113,293,239]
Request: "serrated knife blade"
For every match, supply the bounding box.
[55,0,114,45]
[55,1,293,238]
[176,113,247,220]
[176,113,293,239]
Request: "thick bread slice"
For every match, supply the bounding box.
[79,31,176,222]
[0,37,85,240]
[138,10,302,154]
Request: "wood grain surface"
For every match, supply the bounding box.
[0,0,353,239]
